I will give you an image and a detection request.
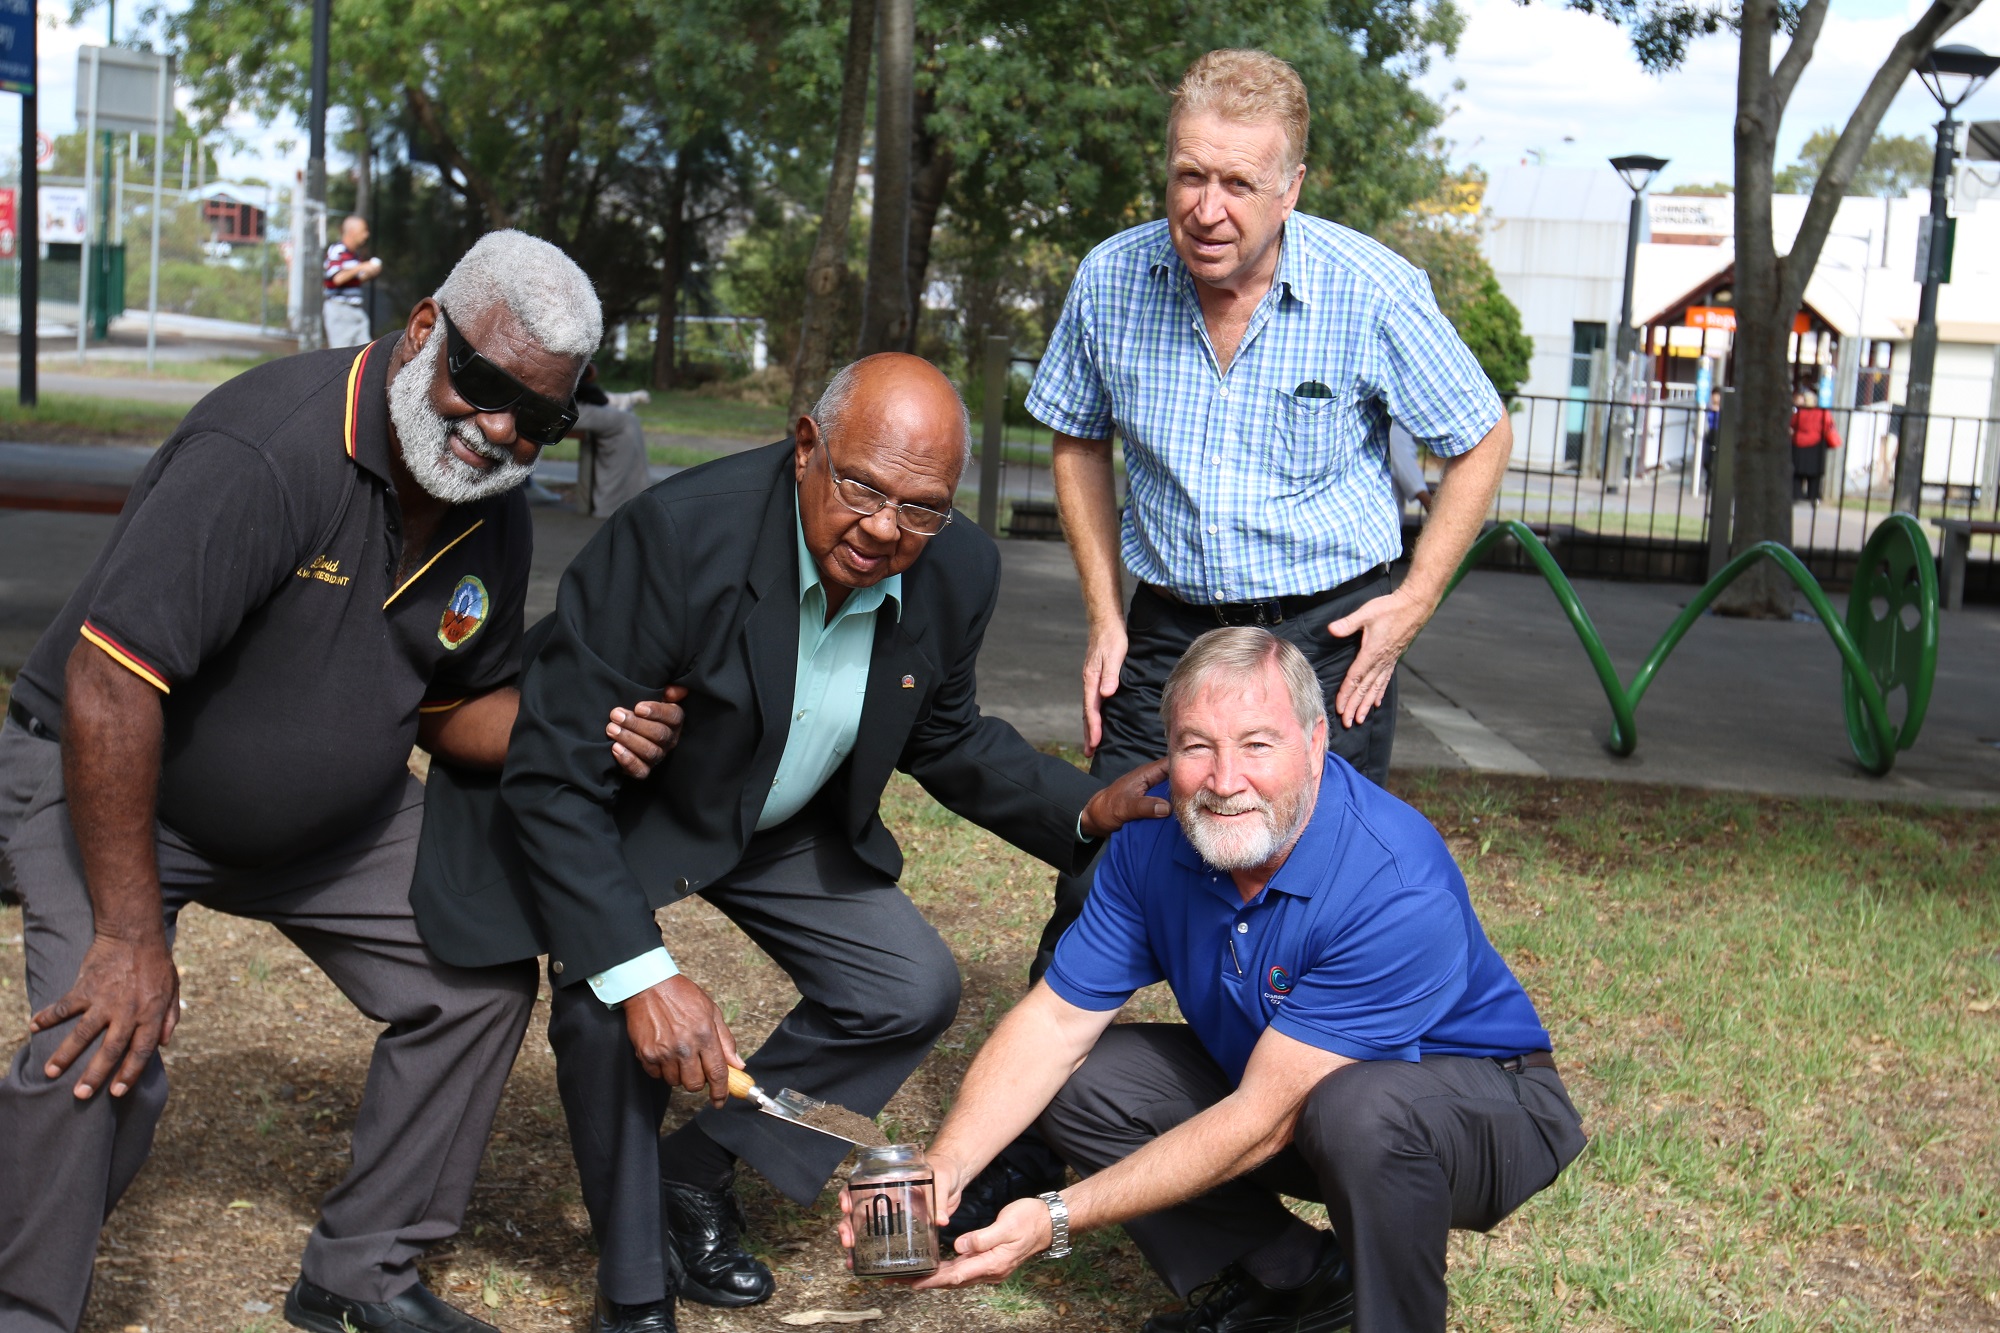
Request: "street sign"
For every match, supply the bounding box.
[0,0,33,95]
[75,47,174,136]
[33,130,49,167]
[0,187,17,258]
[39,185,87,242]
[1914,215,1956,285]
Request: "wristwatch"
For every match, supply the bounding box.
[1038,1190,1072,1260]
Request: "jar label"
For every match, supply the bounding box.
[849,1179,938,1276]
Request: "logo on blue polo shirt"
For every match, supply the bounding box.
[1267,965,1293,994]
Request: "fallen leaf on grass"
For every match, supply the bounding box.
[226,1200,254,1209]
[1968,999,1996,1013]
[779,1310,885,1325]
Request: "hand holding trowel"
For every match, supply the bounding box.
[726,1067,888,1149]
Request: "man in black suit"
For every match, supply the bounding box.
[411,353,1166,1333]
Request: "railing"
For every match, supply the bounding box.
[967,361,2000,590]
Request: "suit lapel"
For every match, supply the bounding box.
[843,610,935,833]
[737,452,803,837]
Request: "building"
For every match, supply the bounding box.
[1481,164,2000,492]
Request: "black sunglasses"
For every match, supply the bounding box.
[438,309,581,446]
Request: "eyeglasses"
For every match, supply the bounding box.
[817,440,954,536]
[438,309,581,447]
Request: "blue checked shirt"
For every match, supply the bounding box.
[1025,213,1503,602]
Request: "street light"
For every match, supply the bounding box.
[1606,154,1668,489]
[1895,43,2000,513]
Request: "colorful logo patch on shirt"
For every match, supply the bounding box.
[1267,965,1293,994]
[438,574,489,649]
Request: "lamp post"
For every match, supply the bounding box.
[1895,43,2000,513]
[297,0,330,351]
[1606,154,1668,490]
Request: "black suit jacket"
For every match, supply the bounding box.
[410,441,1101,983]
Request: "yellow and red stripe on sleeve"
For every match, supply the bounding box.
[79,620,171,693]
[418,696,468,715]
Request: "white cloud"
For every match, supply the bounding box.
[1424,0,2000,189]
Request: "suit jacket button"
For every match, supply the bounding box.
[551,960,564,975]
[674,876,691,894]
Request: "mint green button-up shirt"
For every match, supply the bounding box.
[756,503,902,830]
[588,499,899,1005]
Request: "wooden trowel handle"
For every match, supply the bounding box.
[726,1066,758,1100]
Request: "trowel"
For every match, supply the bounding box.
[726,1067,888,1148]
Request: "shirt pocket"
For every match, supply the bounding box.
[1265,386,1358,489]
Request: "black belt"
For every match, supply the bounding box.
[1495,1051,1558,1074]
[1140,565,1388,628]
[7,698,57,742]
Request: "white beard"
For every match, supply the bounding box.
[387,329,536,505]
[1175,785,1312,872]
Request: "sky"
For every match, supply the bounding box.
[11,0,2000,199]
[1419,0,2000,191]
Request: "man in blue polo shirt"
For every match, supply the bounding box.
[887,628,1584,1333]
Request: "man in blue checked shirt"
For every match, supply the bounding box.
[1024,48,1512,980]
[938,47,1518,1248]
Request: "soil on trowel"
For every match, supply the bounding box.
[794,1101,890,1148]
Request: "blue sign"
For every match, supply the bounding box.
[0,0,33,96]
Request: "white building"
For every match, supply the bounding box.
[1481,163,2000,491]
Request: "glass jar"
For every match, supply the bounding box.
[846,1144,939,1277]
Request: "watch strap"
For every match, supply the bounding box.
[1038,1190,1072,1260]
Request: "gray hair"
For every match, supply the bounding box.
[1160,628,1327,740]
[814,359,974,469]
[434,230,602,358]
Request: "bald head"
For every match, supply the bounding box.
[341,215,370,248]
[794,354,969,605]
[812,353,972,476]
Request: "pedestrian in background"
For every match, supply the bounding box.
[1790,389,1841,503]
[324,214,384,348]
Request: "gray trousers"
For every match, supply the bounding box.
[546,810,960,1306]
[1036,575,1397,977]
[322,301,371,348]
[574,403,652,518]
[0,719,538,1332]
[1037,1025,1587,1333]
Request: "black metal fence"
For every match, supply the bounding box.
[970,353,2000,595]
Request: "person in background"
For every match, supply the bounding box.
[571,364,655,517]
[1388,424,1432,511]
[1701,387,1721,492]
[324,215,384,349]
[1790,389,1842,504]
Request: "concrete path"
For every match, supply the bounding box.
[2,500,1994,804]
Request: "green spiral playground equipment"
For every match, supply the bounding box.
[1440,513,1939,776]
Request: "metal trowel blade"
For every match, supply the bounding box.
[755,1087,888,1147]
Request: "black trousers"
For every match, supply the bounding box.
[1037,1025,1587,1333]
[544,811,962,1306]
[1033,576,1397,978]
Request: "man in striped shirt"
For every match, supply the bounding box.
[324,215,383,348]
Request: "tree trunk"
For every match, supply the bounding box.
[855,0,913,355]
[901,81,952,355]
[1717,0,1981,615]
[537,108,582,240]
[404,83,511,229]
[789,0,877,423]
[652,148,689,391]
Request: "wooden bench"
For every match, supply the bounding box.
[1935,518,2000,610]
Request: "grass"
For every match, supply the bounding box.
[5,770,1995,1331]
[534,439,729,471]
[629,391,788,441]
[0,391,188,444]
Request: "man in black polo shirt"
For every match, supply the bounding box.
[0,231,676,1333]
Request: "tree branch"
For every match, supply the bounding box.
[1780,0,1983,313]
[1769,0,1829,110]
[404,82,512,230]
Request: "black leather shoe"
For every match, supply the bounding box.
[661,1179,774,1307]
[591,1288,676,1333]
[937,1137,1067,1251]
[1139,1248,1354,1333]
[284,1276,499,1333]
